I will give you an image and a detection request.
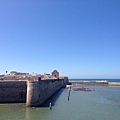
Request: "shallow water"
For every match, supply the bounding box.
[0,86,120,120]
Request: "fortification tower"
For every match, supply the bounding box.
[52,70,59,78]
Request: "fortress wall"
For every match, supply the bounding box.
[26,79,68,107]
[63,77,69,85]
[0,81,27,103]
[0,77,69,105]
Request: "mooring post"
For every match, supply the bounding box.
[68,90,70,96]
[70,86,71,91]
[68,96,69,101]
[68,89,71,101]
[49,103,52,110]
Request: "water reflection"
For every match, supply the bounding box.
[40,88,65,107]
[25,88,65,120]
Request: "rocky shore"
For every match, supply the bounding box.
[73,87,94,92]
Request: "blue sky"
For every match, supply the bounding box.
[0,0,120,78]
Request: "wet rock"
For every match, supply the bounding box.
[73,87,93,92]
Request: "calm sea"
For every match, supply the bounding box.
[0,79,120,120]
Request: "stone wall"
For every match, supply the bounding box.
[26,78,68,107]
[0,77,69,106]
[0,81,27,103]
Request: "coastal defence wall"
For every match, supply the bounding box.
[26,78,68,107]
[0,81,27,103]
[0,77,68,106]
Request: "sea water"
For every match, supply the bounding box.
[0,81,120,120]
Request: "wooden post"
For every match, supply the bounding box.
[49,103,52,110]
[69,90,70,96]
[68,96,69,101]
[70,86,71,91]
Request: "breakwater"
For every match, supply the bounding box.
[70,81,120,86]
[71,81,108,86]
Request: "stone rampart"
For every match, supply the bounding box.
[26,78,68,107]
[0,81,27,103]
[0,77,69,106]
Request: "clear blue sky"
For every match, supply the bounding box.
[0,0,120,78]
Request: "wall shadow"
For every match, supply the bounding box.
[39,88,65,107]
